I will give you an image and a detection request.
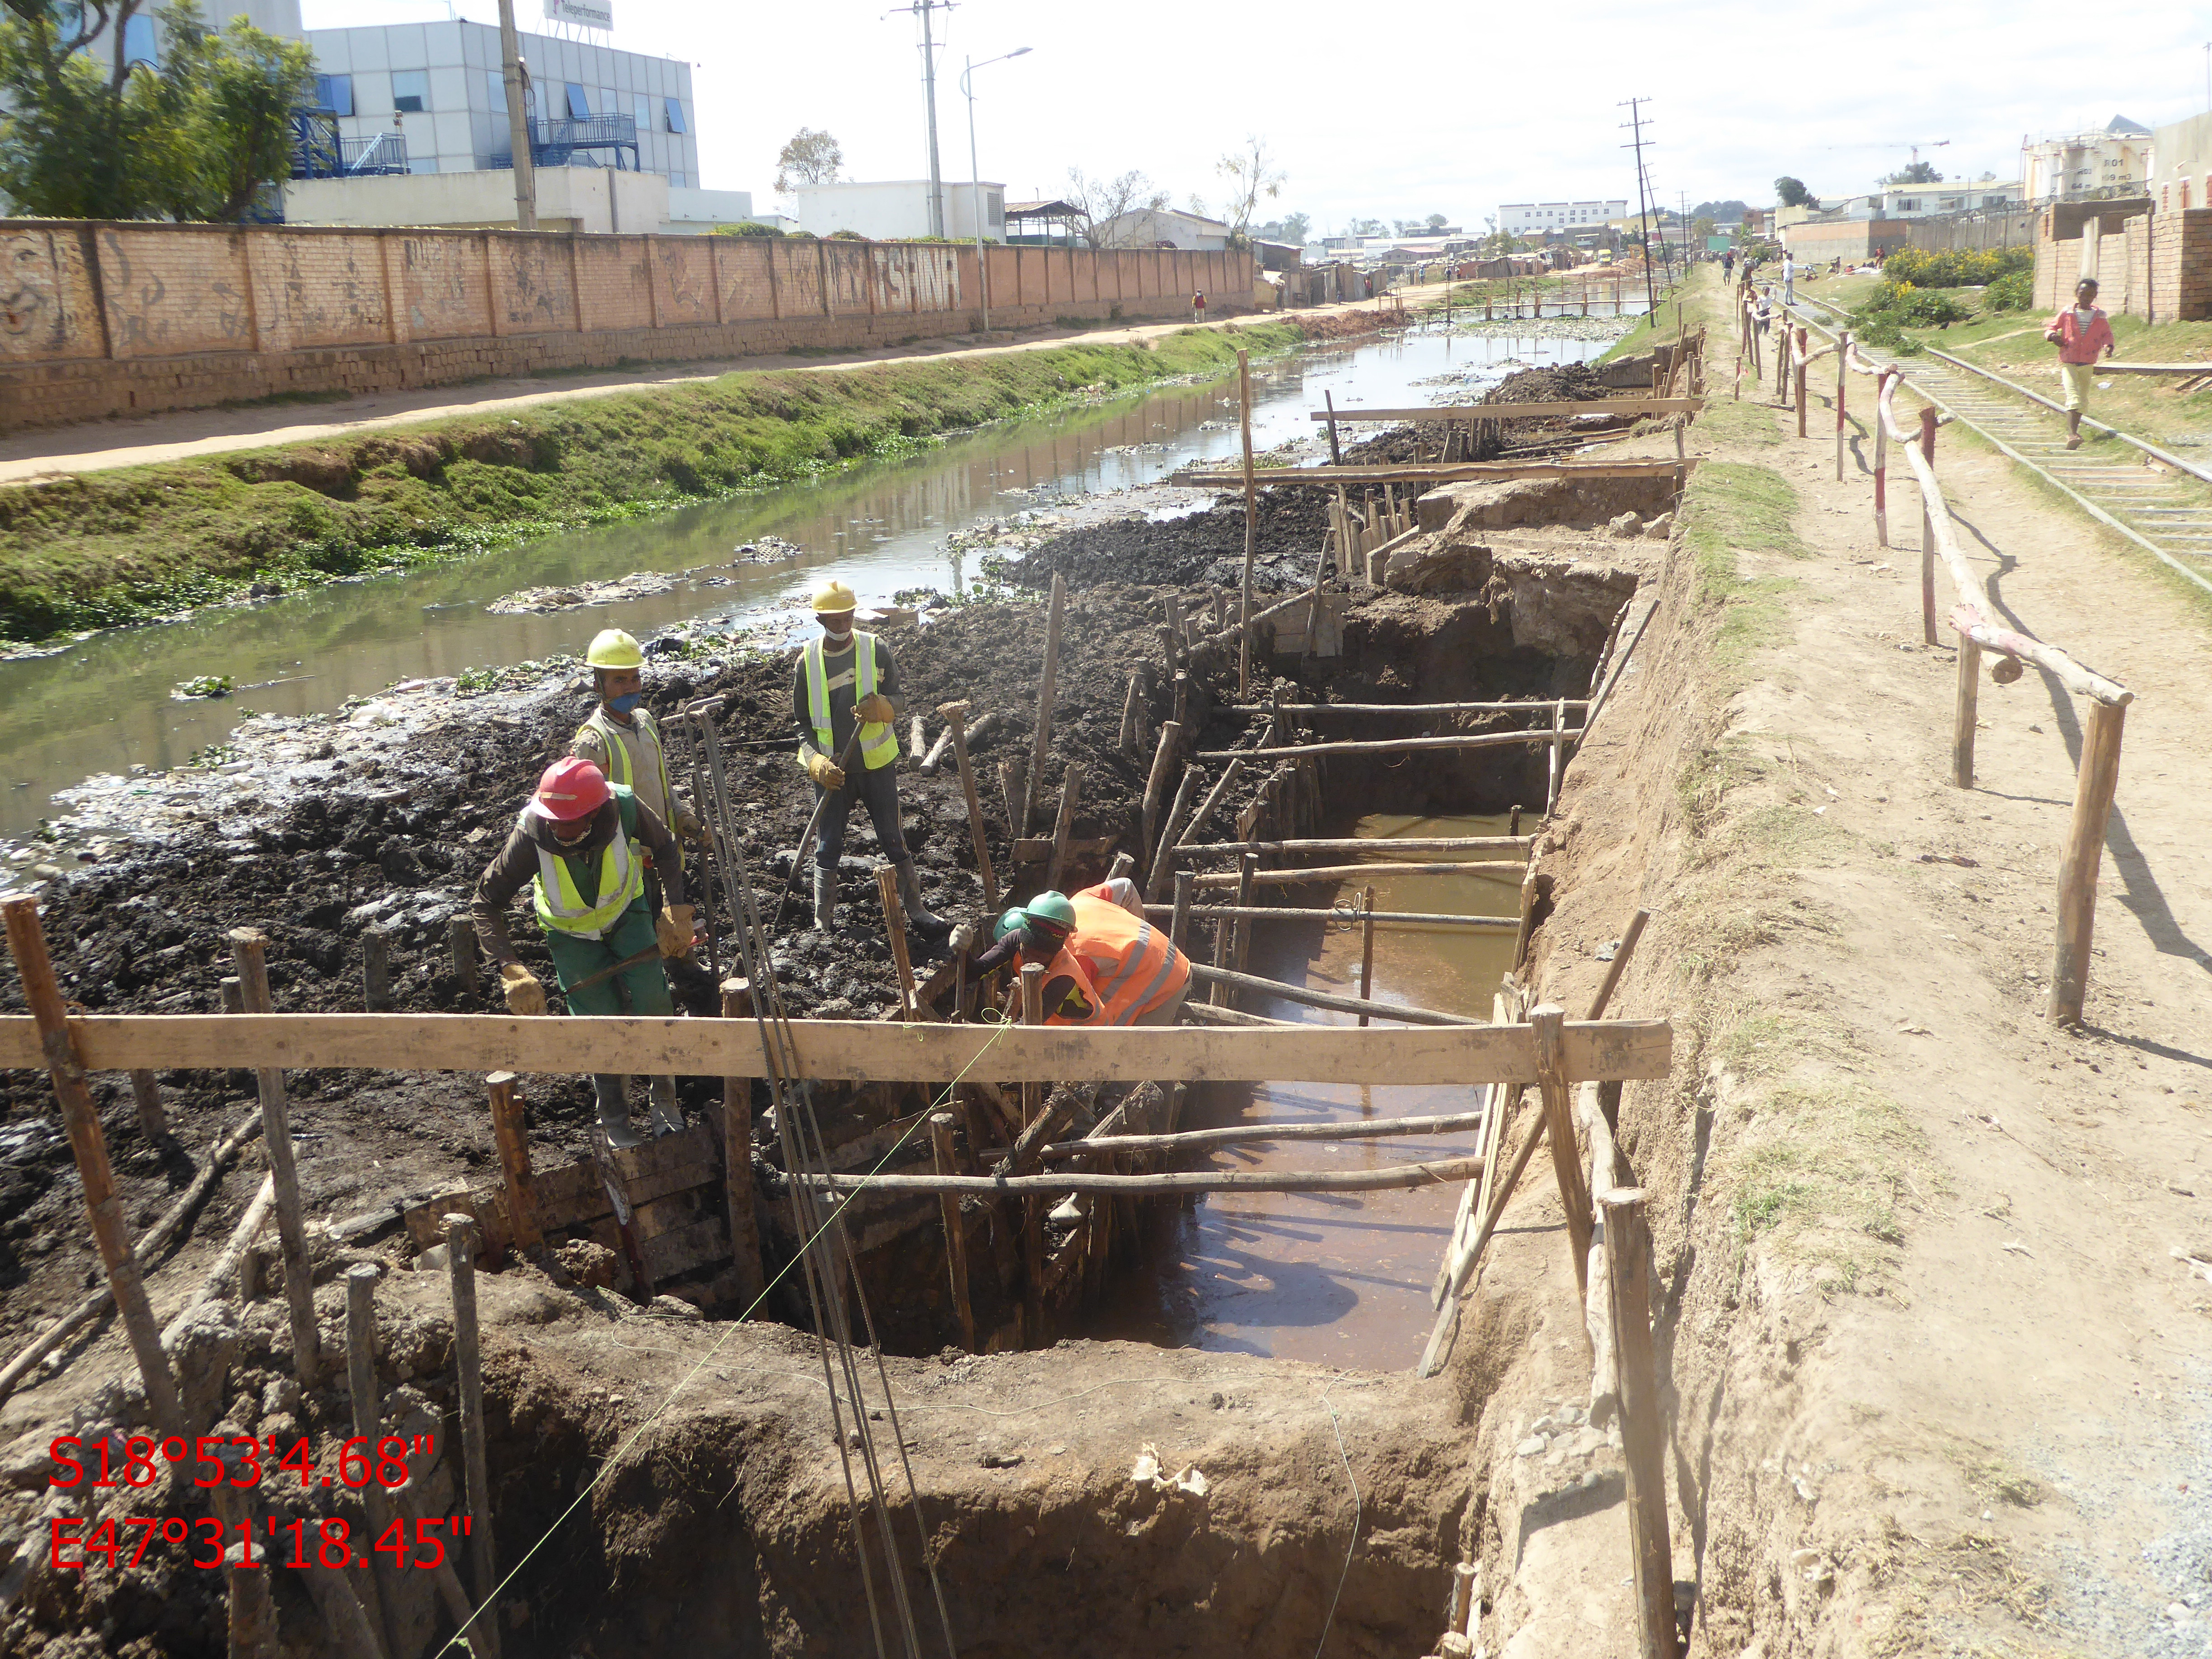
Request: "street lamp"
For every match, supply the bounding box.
[961,46,1031,334]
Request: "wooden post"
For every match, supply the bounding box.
[930,1113,977,1351]
[1230,853,1258,1003]
[1952,634,1982,790]
[129,1069,168,1143]
[1324,388,1343,465]
[1021,573,1067,834]
[1145,765,1201,904]
[1835,329,1849,481]
[230,929,319,1387]
[1794,326,1808,436]
[942,703,998,910]
[1356,886,1377,1029]
[344,1265,408,1659]
[1140,720,1183,879]
[485,1072,541,1258]
[1532,1003,1592,1308]
[1162,591,1184,670]
[1873,370,1891,548]
[1237,349,1257,700]
[1918,407,1940,647]
[1,899,184,1438]
[874,866,919,1021]
[1019,963,1044,1124]
[1045,764,1084,893]
[221,976,244,1016]
[2050,700,2127,1026]
[719,981,766,1306]
[1178,756,1245,851]
[1171,870,1195,953]
[1118,674,1141,759]
[449,913,481,1002]
[998,757,1024,855]
[1600,1189,1676,1659]
[363,928,391,1012]
[441,1214,502,1659]
[1546,698,1565,816]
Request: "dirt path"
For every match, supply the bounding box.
[1481,270,2212,1656]
[0,295,1397,486]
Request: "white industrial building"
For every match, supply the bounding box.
[1497,200,1628,235]
[2020,116,2152,203]
[788,180,1006,242]
[1090,207,1232,251]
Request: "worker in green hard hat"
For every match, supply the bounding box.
[958,892,1099,1024]
[794,580,948,938]
[573,627,707,914]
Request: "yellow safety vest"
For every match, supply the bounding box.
[801,633,899,772]
[574,705,672,818]
[524,788,645,940]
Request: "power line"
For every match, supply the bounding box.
[1619,98,1660,313]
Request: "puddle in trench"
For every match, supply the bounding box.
[0,319,1633,842]
[1093,811,1520,1367]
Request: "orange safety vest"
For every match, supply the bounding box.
[1068,893,1189,1025]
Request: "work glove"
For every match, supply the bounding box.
[499,964,546,1017]
[948,922,974,954]
[672,806,709,845]
[803,751,845,791]
[657,905,695,959]
[854,693,896,725]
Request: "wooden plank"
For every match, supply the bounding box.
[0,1013,1674,1087]
[786,1154,1485,1195]
[1186,860,1529,887]
[1306,398,1703,423]
[1194,730,1580,762]
[1171,835,1536,858]
[1171,459,1695,487]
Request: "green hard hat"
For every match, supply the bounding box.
[993,907,1027,942]
[1023,892,1077,933]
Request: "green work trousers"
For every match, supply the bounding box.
[544,902,674,1018]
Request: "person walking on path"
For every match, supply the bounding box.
[795,579,950,938]
[473,758,694,1148]
[1753,286,1774,337]
[1781,251,1795,305]
[1191,290,1207,325]
[1720,248,1734,281]
[2045,277,2116,449]
[571,627,704,920]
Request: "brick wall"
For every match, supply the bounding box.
[2035,206,2212,321]
[0,221,1255,432]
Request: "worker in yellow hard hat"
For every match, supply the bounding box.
[795,580,948,937]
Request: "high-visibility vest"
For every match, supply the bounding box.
[1069,893,1189,1025]
[1036,940,1106,1026]
[575,705,672,821]
[801,634,899,772]
[525,787,645,941]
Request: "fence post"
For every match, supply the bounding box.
[1600,1189,1677,1659]
[719,979,767,1306]
[1835,331,1849,480]
[1952,634,1982,789]
[2050,700,2127,1026]
[230,928,321,1387]
[1795,326,1809,437]
[1873,370,1891,548]
[1918,407,1940,647]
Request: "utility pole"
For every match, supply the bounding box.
[1620,98,1659,314]
[497,0,536,230]
[890,0,954,238]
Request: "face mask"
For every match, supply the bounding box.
[550,820,591,846]
[606,692,642,714]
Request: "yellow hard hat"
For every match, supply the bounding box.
[811,580,858,615]
[585,628,644,670]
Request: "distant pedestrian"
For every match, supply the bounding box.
[1781,251,1795,305]
[2045,277,2115,449]
[1721,248,1735,280]
[1191,291,1206,325]
[1753,286,1774,336]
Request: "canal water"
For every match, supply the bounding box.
[1092,812,1520,1368]
[0,317,1628,841]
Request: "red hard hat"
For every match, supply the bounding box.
[534,756,609,822]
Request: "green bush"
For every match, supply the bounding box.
[1879,245,2032,289]
[712,221,783,238]
[827,229,868,241]
[1984,268,2034,312]
[1850,279,1973,352]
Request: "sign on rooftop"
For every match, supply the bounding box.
[544,0,614,28]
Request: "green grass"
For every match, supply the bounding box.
[1723,1081,1931,1293]
[0,322,1305,644]
[1675,459,1808,675]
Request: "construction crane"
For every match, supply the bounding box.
[1822,138,1953,175]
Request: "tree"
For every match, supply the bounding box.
[0,0,313,222]
[1692,216,1716,240]
[1425,213,1448,230]
[1214,135,1284,244]
[1347,216,1384,237]
[773,126,841,194]
[1064,166,1155,249]
[1276,209,1310,243]
[1879,160,1943,185]
[1774,175,1814,207]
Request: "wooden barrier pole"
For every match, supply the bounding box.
[1324,388,1343,464]
[1174,833,1536,858]
[1587,909,1651,1020]
[1145,901,1518,932]
[1356,886,1378,1028]
[1952,633,1982,789]
[1188,959,1480,1027]
[1230,852,1258,999]
[1795,326,1809,436]
[874,866,919,1021]
[1146,765,1201,903]
[229,929,320,1387]
[718,980,766,1306]
[1039,1104,1490,1159]
[2050,700,2127,1026]
[1918,406,1940,646]
[1,898,184,1437]
[1532,1004,1592,1309]
[1600,1189,1677,1659]
[1835,329,1850,481]
[1873,369,1891,548]
[1020,573,1066,834]
[344,1265,408,1659]
[1045,763,1084,893]
[929,1112,978,1351]
[1018,962,1044,1124]
[129,1068,168,1143]
[441,1214,502,1659]
[1194,729,1582,763]
[449,913,481,1003]
[789,1154,1487,1197]
[1140,720,1184,879]
[485,1071,542,1258]
[1170,871,1195,952]
[1176,755,1245,848]
[363,928,391,1012]
[1237,349,1257,699]
[939,702,998,910]
[1118,675,1141,759]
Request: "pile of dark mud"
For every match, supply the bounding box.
[1341,363,1612,466]
[998,487,1330,593]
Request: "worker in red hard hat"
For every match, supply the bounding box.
[470,757,693,1148]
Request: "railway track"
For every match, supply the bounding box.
[1787,293,2212,599]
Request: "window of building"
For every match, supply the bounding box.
[663,97,685,133]
[670,170,687,188]
[314,71,353,116]
[564,81,590,118]
[391,69,428,112]
[121,13,155,67]
[634,95,650,133]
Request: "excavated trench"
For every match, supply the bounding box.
[0,422,1675,1658]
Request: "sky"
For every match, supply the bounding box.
[300,0,2212,229]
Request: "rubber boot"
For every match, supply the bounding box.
[594,1073,642,1151]
[813,867,838,932]
[647,1076,684,1138]
[896,859,951,938]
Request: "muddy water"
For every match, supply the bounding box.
[0,321,1628,842]
[1093,812,1520,1367]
